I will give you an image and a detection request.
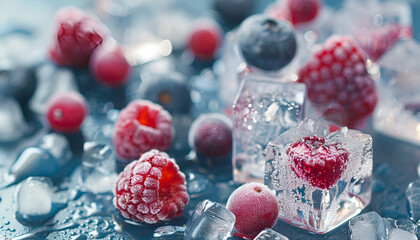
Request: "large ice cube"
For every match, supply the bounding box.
[17,177,53,216]
[254,228,289,240]
[348,211,417,240]
[184,200,236,240]
[264,119,372,233]
[233,75,306,183]
[373,39,420,146]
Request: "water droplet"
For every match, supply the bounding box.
[4,221,9,225]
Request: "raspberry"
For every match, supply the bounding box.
[355,24,412,61]
[188,113,233,158]
[46,91,88,133]
[113,150,189,224]
[297,35,378,128]
[49,7,107,68]
[226,182,279,239]
[113,100,174,161]
[90,41,131,88]
[287,136,349,190]
[187,20,223,60]
[266,0,321,27]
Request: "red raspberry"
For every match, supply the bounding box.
[226,182,279,239]
[49,7,107,68]
[90,41,131,87]
[187,20,223,60]
[287,136,349,190]
[188,113,233,158]
[113,100,174,161]
[266,0,321,26]
[355,24,412,61]
[113,150,189,224]
[297,35,378,128]
[46,91,88,133]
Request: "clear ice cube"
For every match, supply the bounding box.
[254,228,289,240]
[79,142,117,194]
[184,200,235,240]
[17,177,53,216]
[373,39,420,146]
[233,75,306,183]
[0,94,28,142]
[264,119,372,233]
[348,211,417,240]
[406,179,420,223]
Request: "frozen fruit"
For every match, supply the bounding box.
[356,24,412,61]
[286,0,321,26]
[188,113,232,158]
[237,14,297,71]
[226,182,279,239]
[137,72,191,114]
[49,7,107,68]
[113,100,174,161]
[46,91,88,133]
[0,66,37,107]
[297,35,378,128]
[287,136,349,190]
[113,149,189,224]
[213,0,255,26]
[90,41,131,87]
[187,20,223,60]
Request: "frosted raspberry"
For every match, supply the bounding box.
[113,100,174,162]
[49,7,107,68]
[226,182,279,239]
[298,35,378,128]
[113,150,189,224]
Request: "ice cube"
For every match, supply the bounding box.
[406,179,420,223]
[0,94,28,142]
[254,228,289,240]
[184,200,236,240]
[264,118,372,233]
[17,177,53,216]
[348,211,417,240]
[373,39,420,146]
[29,62,79,115]
[79,142,117,194]
[233,75,306,183]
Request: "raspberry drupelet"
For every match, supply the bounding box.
[113,150,189,224]
[113,100,174,162]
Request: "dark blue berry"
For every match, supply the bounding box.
[237,15,297,71]
[137,72,192,114]
[0,65,37,107]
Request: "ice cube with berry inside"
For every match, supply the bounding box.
[233,75,306,183]
[264,118,372,233]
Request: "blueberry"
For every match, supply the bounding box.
[237,14,297,71]
[213,0,256,27]
[0,65,37,107]
[137,72,192,114]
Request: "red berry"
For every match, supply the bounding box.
[46,92,88,133]
[188,113,232,158]
[298,35,378,128]
[286,0,321,26]
[113,149,189,224]
[90,42,131,87]
[226,182,279,239]
[187,20,222,60]
[113,100,174,161]
[355,24,412,61]
[49,7,107,68]
[287,136,349,190]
